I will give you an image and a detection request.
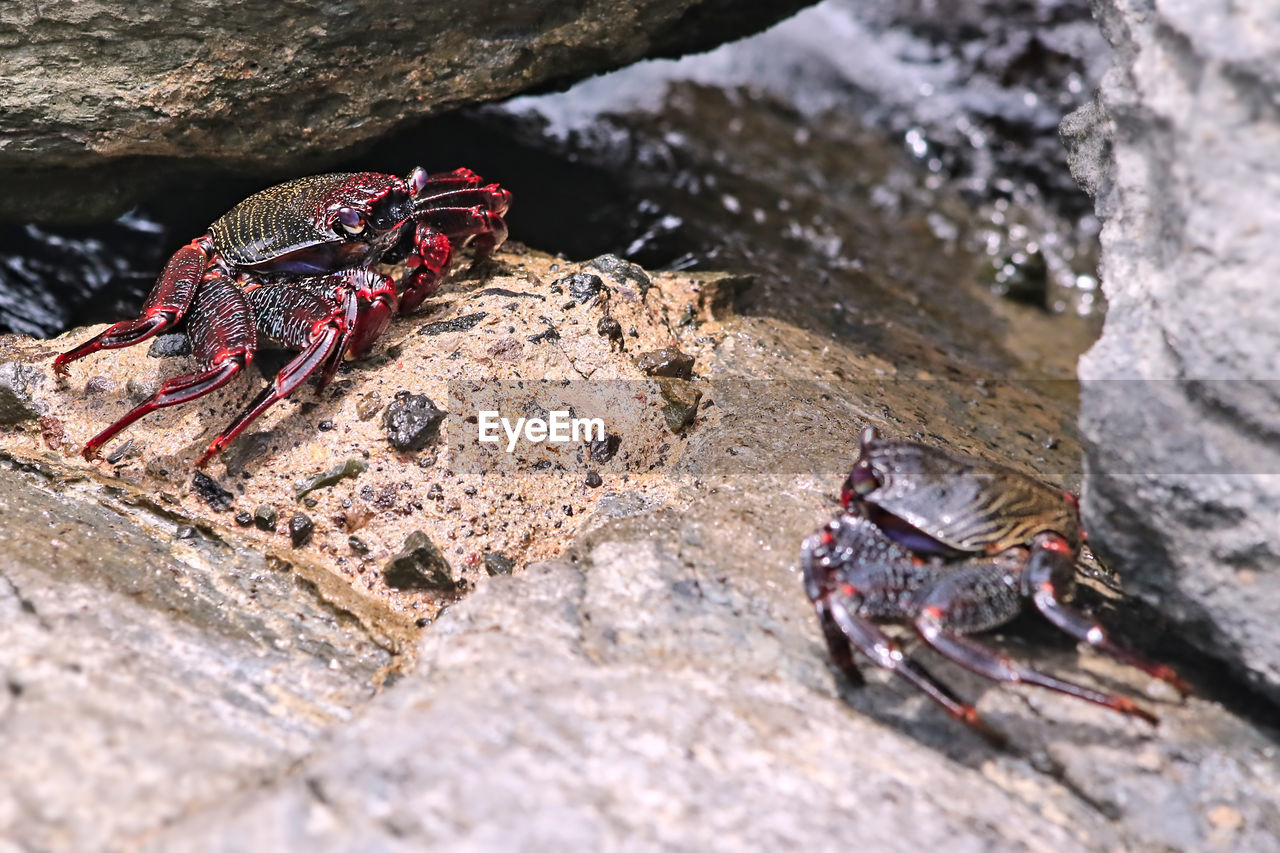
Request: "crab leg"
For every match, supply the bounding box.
[801,530,1005,744]
[195,285,359,467]
[54,240,210,377]
[81,275,254,461]
[1026,537,1191,696]
[398,225,453,315]
[914,561,1159,724]
[417,205,509,255]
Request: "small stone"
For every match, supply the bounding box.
[557,272,605,304]
[126,378,156,402]
[348,535,369,555]
[254,504,278,531]
[482,552,515,576]
[589,434,621,464]
[384,393,446,452]
[288,514,314,548]
[597,315,623,346]
[589,254,650,295]
[585,471,603,488]
[234,511,253,527]
[192,471,233,511]
[39,415,64,450]
[658,379,703,434]
[355,391,382,421]
[417,312,487,336]
[384,531,456,591]
[636,347,695,379]
[147,333,191,358]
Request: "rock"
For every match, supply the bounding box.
[0,362,45,424]
[191,470,233,511]
[146,333,191,359]
[384,394,446,452]
[253,504,278,531]
[288,513,314,548]
[482,551,515,576]
[658,379,701,434]
[0,1,814,223]
[384,531,456,591]
[1064,0,1280,702]
[636,347,695,379]
[560,272,606,304]
[0,462,401,850]
[589,254,651,296]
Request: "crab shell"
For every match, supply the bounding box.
[208,172,416,275]
[844,429,1082,556]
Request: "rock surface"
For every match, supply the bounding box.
[0,0,812,223]
[3,236,1276,848]
[1064,0,1280,702]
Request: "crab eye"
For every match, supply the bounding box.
[408,166,429,196]
[337,207,365,235]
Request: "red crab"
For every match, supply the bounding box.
[802,427,1189,742]
[53,167,510,466]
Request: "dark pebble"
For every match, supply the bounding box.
[234,511,253,527]
[191,471,234,511]
[589,254,651,295]
[417,312,487,336]
[288,514,314,548]
[589,434,621,464]
[585,471,603,488]
[348,535,369,555]
[556,272,605,304]
[483,552,516,576]
[384,530,456,590]
[384,393,446,452]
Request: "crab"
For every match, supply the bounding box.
[53,167,510,466]
[802,427,1189,742]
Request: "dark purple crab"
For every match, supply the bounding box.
[54,167,510,467]
[802,427,1188,741]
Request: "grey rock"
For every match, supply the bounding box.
[0,0,814,223]
[0,462,397,850]
[384,393,446,452]
[0,361,45,424]
[384,530,455,591]
[1066,0,1280,701]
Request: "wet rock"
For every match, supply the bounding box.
[384,531,456,591]
[234,511,252,526]
[147,334,191,359]
[636,347,695,379]
[658,379,702,434]
[0,362,45,424]
[294,458,369,502]
[287,513,314,548]
[597,315,624,347]
[560,272,606,304]
[584,471,603,489]
[253,504,278,532]
[191,471,233,511]
[482,552,515,576]
[383,394,446,452]
[1065,0,1280,702]
[2,2,813,223]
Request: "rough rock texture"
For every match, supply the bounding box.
[1063,0,1280,702]
[0,460,406,850]
[4,242,1277,849]
[0,0,812,223]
